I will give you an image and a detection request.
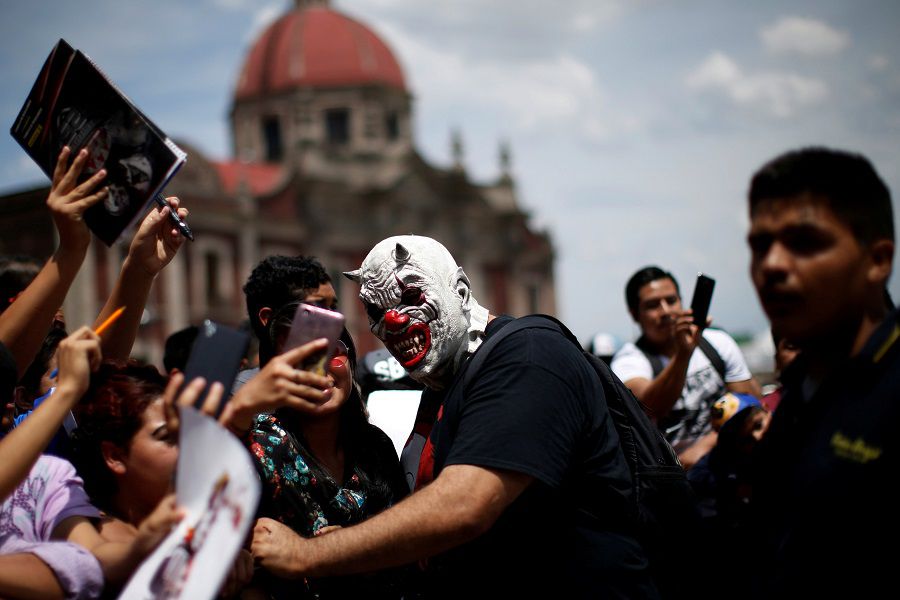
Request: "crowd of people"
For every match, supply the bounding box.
[0,141,896,599]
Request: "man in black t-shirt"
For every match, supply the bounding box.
[744,148,899,597]
[249,235,658,598]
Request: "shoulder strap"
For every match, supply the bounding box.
[697,334,726,381]
[635,333,726,382]
[461,315,563,391]
[635,336,665,378]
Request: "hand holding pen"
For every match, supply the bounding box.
[155,194,193,241]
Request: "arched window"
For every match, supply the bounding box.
[262,116,283,161]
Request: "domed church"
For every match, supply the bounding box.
[0,0,555,362]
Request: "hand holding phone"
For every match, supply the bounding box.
[690,273,715,329]
[283,303,345,376]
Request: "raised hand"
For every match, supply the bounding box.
[161,372,226,438]
[54,326,102,404]
[126,196,189,277]
[47,146,108,249]
[222,339,336,435]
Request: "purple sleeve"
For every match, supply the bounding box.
[1,537,104,599]
[38,456,100,540]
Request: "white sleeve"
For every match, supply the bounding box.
[704,329,752,383]
[610,342,654,383]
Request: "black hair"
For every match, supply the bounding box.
[162,325,199,373]
[274,329,399,509]
[0,255,42,314]
[18,325,67,408]
[242,256,332,365]
[749,147,894,244]
[69,360,167,516]
[625,266,680,317]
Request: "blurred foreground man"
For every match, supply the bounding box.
[250,235,658,598]
[745,148,898,597]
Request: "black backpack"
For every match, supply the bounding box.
[463,315,699,593]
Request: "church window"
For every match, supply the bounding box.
[385,111,399,141]
[262,116,283,161]
[325,108,350,144]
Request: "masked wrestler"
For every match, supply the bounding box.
[250,236,659,599]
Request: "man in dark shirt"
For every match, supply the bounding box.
[249,235,658,598]
[745,147,898,597]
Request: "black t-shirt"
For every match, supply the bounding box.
[425,316,657,598]
[748,309,900,598]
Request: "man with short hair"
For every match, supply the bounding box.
[250,235,659,598]
[233,255,338,391]
[744,147,898,597]
[611,267,760,467]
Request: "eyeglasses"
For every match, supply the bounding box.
[334,340,349,357]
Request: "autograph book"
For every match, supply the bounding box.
[10,38,186,245]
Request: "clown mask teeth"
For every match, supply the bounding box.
[386,324,431,368]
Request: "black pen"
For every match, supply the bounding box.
[155,194,194,241]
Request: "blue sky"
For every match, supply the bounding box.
[2,0,900,349]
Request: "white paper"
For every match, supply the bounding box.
[366,389,423,458]
[118,407,260,600]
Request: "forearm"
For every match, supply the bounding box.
[94,258,155,361]
[90,540,145,587]
[0,245,88,375]
[0,554,65,600]
[677,431,717,470]
[272,465,524,578]
[635,353,691,419]
[727,378,762,399]
[0,388,79,501]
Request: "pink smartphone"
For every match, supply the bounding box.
[283,303,345,376]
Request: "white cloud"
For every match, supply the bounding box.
[377,20,640,146]
[870,54,890,71]
[760,16,849,57]
[244,4,283,42]
[686,51,828,118]
[209,0,253,10]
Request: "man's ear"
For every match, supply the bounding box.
[101,441,127,476]
[867,239,895,286]
[257,307,273,329]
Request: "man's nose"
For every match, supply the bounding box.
[660,299,676,313]
[759,242,791,279]
[384,309,409,333]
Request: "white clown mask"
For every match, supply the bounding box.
[344,235,489,390]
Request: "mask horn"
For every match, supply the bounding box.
[393,243,410,264]
[343,269,362,283]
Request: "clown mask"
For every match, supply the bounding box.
[344,235,489,390]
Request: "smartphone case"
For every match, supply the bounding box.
[283,303,345,377]
[181,320,250,416]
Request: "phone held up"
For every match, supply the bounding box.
[284,303,346,377]
[182,320,251,416]
[690,273,716,329]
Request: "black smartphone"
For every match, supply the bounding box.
[283,303,346,376]
[181,320,250,416]
[690,273,716,329]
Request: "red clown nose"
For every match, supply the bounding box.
[384,309,409,332]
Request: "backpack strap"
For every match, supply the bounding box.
[461,315,562,391]
[697,334,726,382]
[635,333,726,382]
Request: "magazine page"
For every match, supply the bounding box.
[118,407,260,600]
[10,38,186,246]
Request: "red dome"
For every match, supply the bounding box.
[235,6,406,100]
